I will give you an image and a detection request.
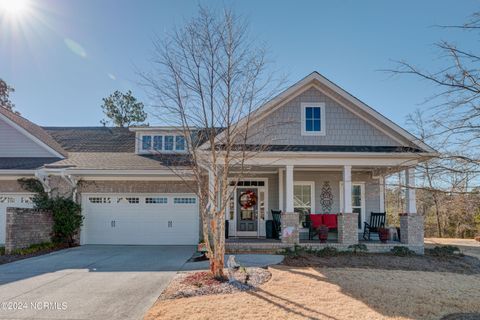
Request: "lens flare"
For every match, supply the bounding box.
[0,0,30,17]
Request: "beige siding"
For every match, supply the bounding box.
[0,118,54,157]
[246,87,400,146]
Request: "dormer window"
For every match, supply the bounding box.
[175,136,185,151]
[142,136,152,150]
[301,102,325,136]
[140,133,186,153]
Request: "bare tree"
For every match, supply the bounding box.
[389,12,480,170]
[141,7,281,278]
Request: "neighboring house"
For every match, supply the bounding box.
[0,72,436,250]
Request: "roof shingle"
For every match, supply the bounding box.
[43,127,135,152]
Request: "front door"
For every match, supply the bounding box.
[236,187,258,236]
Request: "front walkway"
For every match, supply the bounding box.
[0,245,195,320]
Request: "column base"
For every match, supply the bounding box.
[338,212,358,245]
[281,212,300,244]
[400,213,424,247]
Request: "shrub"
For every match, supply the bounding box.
[18,178,83,246]
[315,247,338,257]
[348,244,368,253]
[49,197,83,245]
[391,246,416,256]
[426,245,461,257]
[0,247,5,256]
[282,244,305,258]
[11,242,56,255]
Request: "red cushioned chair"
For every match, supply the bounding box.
[306,214,324,240]
[322,214,338,230]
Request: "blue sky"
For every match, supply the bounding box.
[0,0,478,127]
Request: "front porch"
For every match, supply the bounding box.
[225,237,423,254]
[223,164,424,253]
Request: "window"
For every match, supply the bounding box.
[21,197,33,204]
[142,136,152,150]
[0,197,14,204]
[89,197,111,204]
[153,135,163,150]
[340,182,365,230]
[126,197,139,204]
[301,103,325,136]
[174,197,196,204]
[140,134,186,152]
[294,182,314,225]
[164,136,174,151]
[146,197,168,204]
[175,135,185,151]
[229,180,265,187]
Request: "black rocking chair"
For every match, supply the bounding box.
[363,212,386,241]
[271,210,282,240]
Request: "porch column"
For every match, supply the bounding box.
[342,165,352,213]
[281,165,299,245]
[338,165,358,245]
[405,168,416,214]
[285,165,294,213]
[400,167,424,253]
[379,176,385,212]
[278,168,284,211]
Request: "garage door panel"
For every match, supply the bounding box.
[83,194,199,245]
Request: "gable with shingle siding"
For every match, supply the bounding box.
[0,117,56,157]
[246,87,401,147]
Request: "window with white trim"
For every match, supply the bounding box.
[164,136,174,151]
[145,197,168,204]
[294,182,315,225]
[174,197,196,204]
[89,197,111,204]
[0,196,15,204]
[140,134,186,152]
[301,103,325,136]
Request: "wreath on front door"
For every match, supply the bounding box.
[238,190,257,209]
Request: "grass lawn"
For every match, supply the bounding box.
[145,250,480,320]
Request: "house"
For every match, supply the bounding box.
[0,72,435,253]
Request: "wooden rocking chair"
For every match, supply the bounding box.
[363,212,386,241]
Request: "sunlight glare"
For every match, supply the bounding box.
[0,0,30,17]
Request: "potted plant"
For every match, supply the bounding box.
[197,242,207,253]
[378,227,389,243]
[317,225,329,243]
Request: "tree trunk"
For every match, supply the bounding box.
[209,212,225,279]
[432,192,443,237]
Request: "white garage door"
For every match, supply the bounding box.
[0,194,35,244]
[82,194,199,245]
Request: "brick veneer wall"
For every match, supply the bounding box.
[5,208,54,254]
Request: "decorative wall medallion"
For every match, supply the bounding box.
[320,181,333,213]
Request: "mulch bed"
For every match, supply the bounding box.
[282,251,480,274]
[160,267,271,300]
[0,244,72,265]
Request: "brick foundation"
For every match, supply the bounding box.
[5,208,54,254]
[338,212,358,245]
[281,212,300,245]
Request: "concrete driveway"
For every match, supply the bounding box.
[0,245,194,320]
